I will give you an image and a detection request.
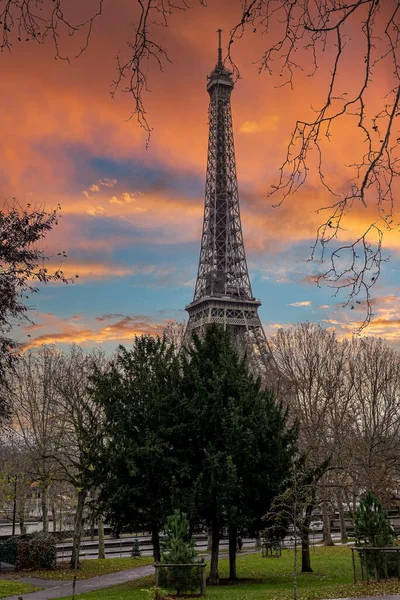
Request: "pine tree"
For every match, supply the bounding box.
[354,491,396,580]
[131,537,141,558]
[159,510,202,595]
[354,491,395,547]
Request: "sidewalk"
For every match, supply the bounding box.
[1,564,154,600]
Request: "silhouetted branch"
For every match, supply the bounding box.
[229,0,400,329]
[0,0,205,146]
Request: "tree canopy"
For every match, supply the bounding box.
[0,202,69,391]
[86,325,297,581]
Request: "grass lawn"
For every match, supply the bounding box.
[13,556,154,581]
[0,580,41,598]
[62,546,400,600]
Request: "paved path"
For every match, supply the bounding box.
[1,564,154,600]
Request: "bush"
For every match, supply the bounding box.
[354,491,397,580]
[131,537,141,558]
[16,533,56,570]
[159,510,203,595]
[354,491,395,547]
[0,538,18,565]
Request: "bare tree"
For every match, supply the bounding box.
[162,320,186,354]
[346,336,400,505]
[51,344,108,568]
[229,1,400,327]
[265,457,324,600]
[270,323,352,567]
[9,347,64,533]
[0,439,35,535]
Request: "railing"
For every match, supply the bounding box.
[154,562,207,596]
[350,546,400,583]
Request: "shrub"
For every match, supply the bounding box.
[131,537,141,558]
[354,491,395,547]
[16,533,56,570]
[0,537,18,565]
[354,491,397,580]
[159,510,203,595]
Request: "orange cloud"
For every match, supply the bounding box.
[321,294,400,345]
[47,261,179,282]
[2,0,399,346]
[21,313,169,350]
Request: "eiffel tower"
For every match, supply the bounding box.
[185,31,271,376]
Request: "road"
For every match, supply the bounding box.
[54,530,346,561]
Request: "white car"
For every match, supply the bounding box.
[309,520,323,531]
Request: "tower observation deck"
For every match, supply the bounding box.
[184,31,271,376]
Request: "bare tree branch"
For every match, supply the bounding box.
[0,0,206,146]
[229,0,400,329]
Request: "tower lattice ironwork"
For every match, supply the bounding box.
[185,31,271,376]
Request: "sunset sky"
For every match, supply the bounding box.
[3,0,400,351]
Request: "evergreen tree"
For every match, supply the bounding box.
[87,335,181,561]
[354,491,395,547]
[179,324,297,584]
[354,491,396,580]
[159,510,202,595]
[131,537,141,558]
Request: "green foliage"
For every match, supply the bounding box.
[86,324,297,578]
[140,585,168,600]
[159,510,203,595]
[161,510,198,563]
[131,537,141,558]
[0,202,69,386]
[354,491,396,580]
[180,324,297,535]
[262,525,286,546]
[354,491,395,547]
[0,537,18,565]
[16,533,56,570]
[87,334,181,539]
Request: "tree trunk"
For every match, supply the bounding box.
[112,524,121,539]
[254,533,262,549]
[207,531,212,551]
[18,496,27,535]
[301,505,313,573]
[58,504,63,532]
[41,486,49,533]
[19,513,27,535]
[151,523,160,563]
[52,501,57,533]
[208,519,219,585]
[322,502,334,546]
[293,530,298,600]
[337,492,348,543]
[98,518,105,559]
[70,489,86,569]
[90,520,95,540]
[228,525,237,581]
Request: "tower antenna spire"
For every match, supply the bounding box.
[217,28,223,66]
